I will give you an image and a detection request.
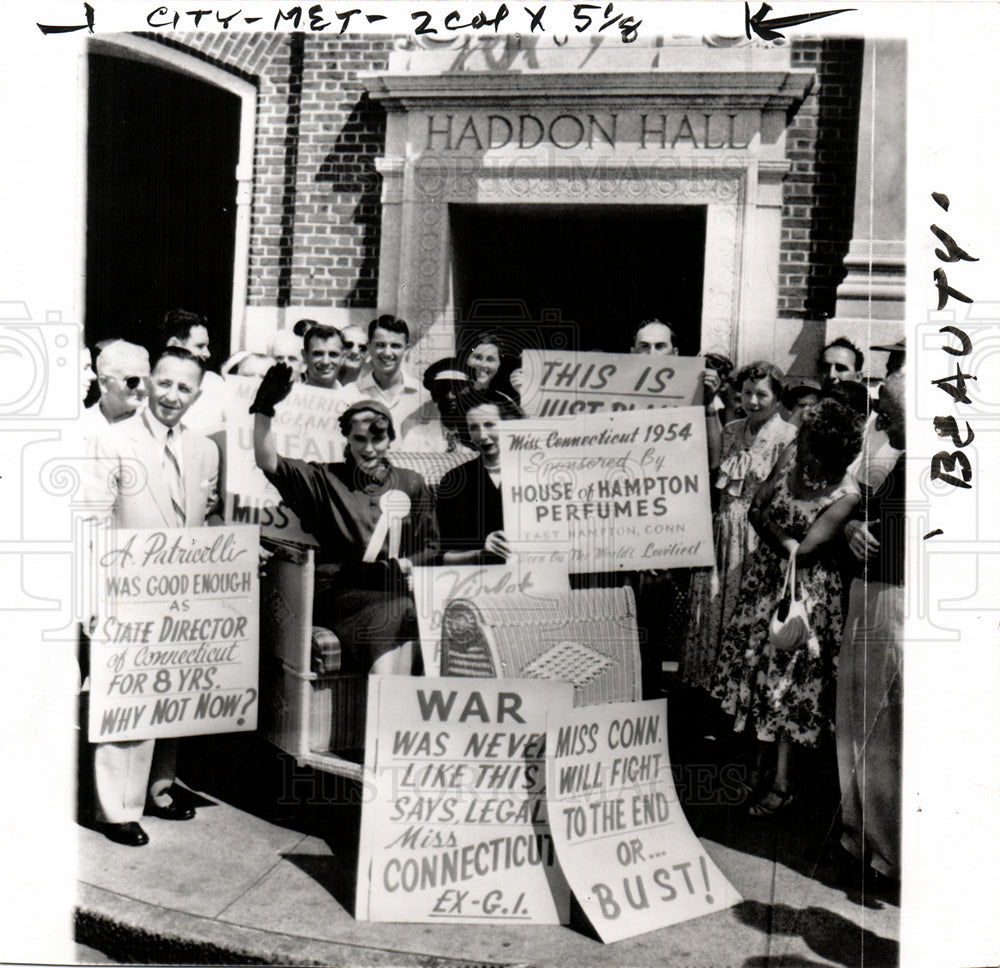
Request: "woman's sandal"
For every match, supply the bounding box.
[748,786,796,817]
[734,767,773,802]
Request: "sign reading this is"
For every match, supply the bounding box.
[519,349,704,419]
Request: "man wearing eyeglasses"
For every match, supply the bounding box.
[80,340,151,446]
[338,324,368,386]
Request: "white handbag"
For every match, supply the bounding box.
[768,552,811,652]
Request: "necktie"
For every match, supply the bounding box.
[164,428,186,527]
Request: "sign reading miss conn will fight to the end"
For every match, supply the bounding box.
[546,700,741,942]
[88,525,260,742]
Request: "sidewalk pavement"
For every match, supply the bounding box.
[77,714,900,966]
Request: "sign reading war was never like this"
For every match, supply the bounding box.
[546,700,741,943]
[518,350,704,418]
[357,677,574,925]
[89,525,260,742]
[498,407,714,572]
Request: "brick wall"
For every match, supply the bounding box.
[146,32,391,312]
[778,37,864,321]
[145,33,863,329]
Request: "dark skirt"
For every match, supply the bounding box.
[314,561,419,672]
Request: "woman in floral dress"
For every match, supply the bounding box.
[683,362,796,693]
[712,397,863,816]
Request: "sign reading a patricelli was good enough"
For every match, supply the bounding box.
[498,408,714,572]
[518,350,703,418]
[546,700,741,943]
[88,525,260,742]
[357,677,574,925]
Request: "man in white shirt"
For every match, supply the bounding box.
[303,324,360,403]
[88,347,220,846]
[165,308,226,435]
[627,318,721,698]
[356,314,425,435]
[268,329,305,381]
[338,324,369,386]
[80,340,150,445]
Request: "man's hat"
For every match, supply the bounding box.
[422,357,472,392]
[703,351,734,376]
[871,337,905,353]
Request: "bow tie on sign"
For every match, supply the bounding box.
[362,489,411,562]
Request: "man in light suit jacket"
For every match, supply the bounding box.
[88,347,220,846]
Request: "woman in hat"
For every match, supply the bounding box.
[251,365,439,674]
[683,362,797,697]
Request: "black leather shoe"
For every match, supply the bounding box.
[98,822,149,847]
[145,796,196,821]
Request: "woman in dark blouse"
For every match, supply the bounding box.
[436,389,522,565]
[252,366,438,673]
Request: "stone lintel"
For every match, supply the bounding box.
[363,71,814,111]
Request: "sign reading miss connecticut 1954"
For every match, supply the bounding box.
[499,408,714,573]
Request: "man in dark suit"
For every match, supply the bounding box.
[88,347,220,846]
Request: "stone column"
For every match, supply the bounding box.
[828,38,906,378]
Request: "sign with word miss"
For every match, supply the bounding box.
[411,552,571,675]
[89,525,260,742]
[499,408,714,572]
[224,375,356,546]
[357,677,574,925]
[546,700,740,943]
[518,350,703,419]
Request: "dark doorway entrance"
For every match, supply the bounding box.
[85,52,241,370]
[450,203,706,357]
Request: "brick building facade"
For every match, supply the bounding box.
[84,32,902,377]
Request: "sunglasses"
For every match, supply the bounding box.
[342,341,367,351]
[116,375,144,390]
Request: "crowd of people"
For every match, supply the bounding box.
[78,308,904,897]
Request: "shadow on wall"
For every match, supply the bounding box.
[316,92,387,309]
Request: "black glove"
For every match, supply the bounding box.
[250,363,295,417]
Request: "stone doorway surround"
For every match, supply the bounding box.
[363,36,814,371]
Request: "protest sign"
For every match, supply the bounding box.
[411,552,571,675]
[498,408,714,572]
[546,700,740,943]
[223,375,357,546]
[518,350,703,418]
[88,525,260,742]
[357,676,573,925]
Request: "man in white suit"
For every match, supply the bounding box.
[89,346,220,846]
